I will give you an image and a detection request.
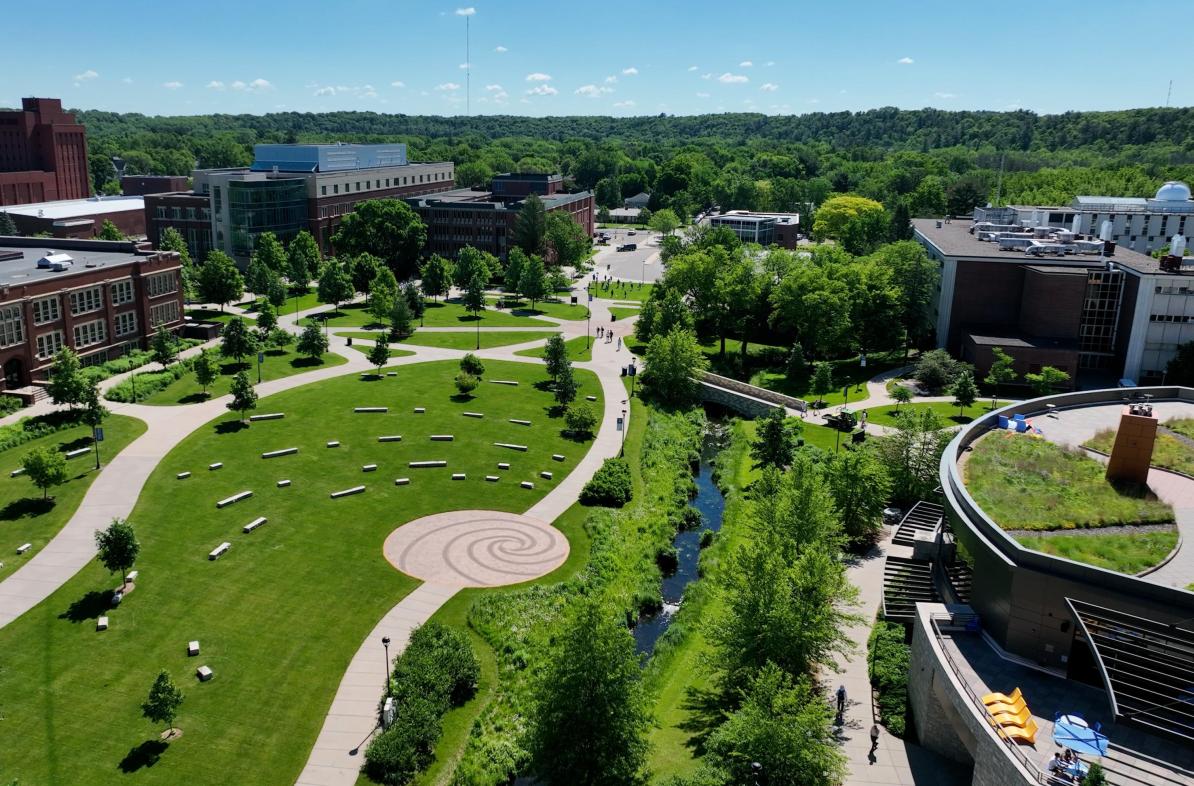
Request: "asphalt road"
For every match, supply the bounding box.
[590,227,664,283]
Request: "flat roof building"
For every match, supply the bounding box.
[0,98,90,207]
[0,236,184,391]
[2,196,145,240]
[709,210,801,248]
[121,175,188,196]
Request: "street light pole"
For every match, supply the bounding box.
[382,636,391,697]
[620,408,627,456]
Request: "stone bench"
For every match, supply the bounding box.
[452,473,466,480]
[586,395,597,401]
[209,542,231,560]
[362,464,378,472]
[378,435,403,443]
[97,616,109,631]
[261,448,298,459]
[216,491,252,509]
[430,435,454,441]
[243,517,267,534]
[9,468,24,477]
[17,542,31,555]
[520,481,534,489]
[354,407,388,413]
[249,413,284,421]
[490,380,519,386]
[509,419,531,426]
[386,372,397,377]
[209,462,223,470]
[197,665,214,682]
[552,454,565,462]
[177,472,191,480]
[494,443,528,451]
[540,471,553,480]
[409,460,447,468]
[394,477,410,486]
[188,640,200,656]
[277,479,291,487]
[65,447,91,459]
[414,407,426,413]
[126,570,139,583]
[326,441,340,448]
[463,412,484,418]
[497,462,510,470]
[485,475,499,482]
[330,485,366,499]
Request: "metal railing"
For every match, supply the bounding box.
[930,614,1052,785]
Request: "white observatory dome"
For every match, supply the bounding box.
[1155,181,1192,202]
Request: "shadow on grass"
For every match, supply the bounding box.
[0,496,55,520]
[178,392,211,404]
[289,356,326,369]
[59,435,94,452]
[450,393,476,402]
[676,684,732,758]
[532,379,554,393]
[59,590,111,623]
[118,740,168,773]
[214,420,248,435]
[219,361,250,375]
[559,429,591,444]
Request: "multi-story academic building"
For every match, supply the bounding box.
[0,98,90,208]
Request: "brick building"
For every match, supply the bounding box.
[0,236,184,390]
[0,98,90,207]
[3,196,145,240]
[121,175,188,196]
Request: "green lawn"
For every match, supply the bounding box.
[609,306,641,322]
[337,330,559,351]
[240,288,321,316]
[862,400,1011,429]
[588,281,654,303]
[347,345,417,359]
[0,359,602,786]
[185,308,255,326]
[749,349,905,407]
[1017,529,1178,574]
[307,300,559,330]
[513,335,593,363]
[1165,418,1194,442]
[489,296,590,321]
[0,415,146,567]
[964,432,1174,532]
[1085,428,1194,477]
[136,350,346,406]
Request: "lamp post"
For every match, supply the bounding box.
[620,408,627,456]
[382,636,391,697]
[750,762,762,786]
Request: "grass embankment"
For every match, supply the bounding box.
[1017,530,1178,575]
[115,349,345,406]
[861,400,1011,428]
[337,330,559,351]
[609,306,641,322]
[513,335,593,363]
[588,281,653,303]
[0,414,146,566]
[1166,418,1194,442]
[0,359,602,786]
[1086,427,1194,477]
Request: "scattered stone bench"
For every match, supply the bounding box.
[216,491,252,509]
[126,570,139,583]
[490,380,519,386]
[378,435,403,443]
[497,462,510,470]
[261,447,298,459]
[326,441,340,448]
[9,468,24,477]
[97,616,109,631]
[209,542,231,560]
[414,407,425,413]
[386,372,397,377]
[494,443,528,451]
[197,665,214,682]
[586,395,597,401]
[354,407,388,413]
[330,485,366,499]
[188,640,200,656]
[243,517,267,534]
[65,447,91,459]
[362,464,378,472]
[520,481,534,489]
[509,419,531,426]
[277,479,291,488]
[452,473,466,480]
[552,454,565,462]
[209,462,223,470]
[177,472,191,480]
[249,413,284,421]
[540,471,553,480]
[463,412,484,418]
[17,542,31,555]
[409,460,446,468]
[485,475,499,482]
[430,435,454,441]
[394,477,410,486]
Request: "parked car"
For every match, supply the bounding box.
[617,243,637,252]
[627,229,637,235]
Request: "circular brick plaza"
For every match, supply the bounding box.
[383,510,569,588]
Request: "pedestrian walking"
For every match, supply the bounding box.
[617,337,622,351]
[836,685,847,714]
[869,724,880,753]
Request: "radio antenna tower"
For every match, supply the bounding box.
[1167,80,1173,107]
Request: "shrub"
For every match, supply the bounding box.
[459,353,485,377]
[103,361,192,403]
[0,410,90,453]
[564,402,598,436]
[363,695,443,785]
[0,394,22,417]
[868,618,910,737]
[454,372,479,396]
[580,457,633,507]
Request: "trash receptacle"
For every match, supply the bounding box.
[347,337,353,346]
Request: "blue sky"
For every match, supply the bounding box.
[3,0,1191,117]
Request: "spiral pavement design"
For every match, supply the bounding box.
[383,510,569,588]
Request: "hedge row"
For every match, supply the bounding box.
[0,410,91,454]
[868,618,910,737]
[103,360,193,403]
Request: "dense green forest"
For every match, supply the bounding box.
[78,106,1194,218]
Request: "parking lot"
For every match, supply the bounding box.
[590,227,664,283]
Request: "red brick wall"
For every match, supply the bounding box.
[1018,268,1086,339]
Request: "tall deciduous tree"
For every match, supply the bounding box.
[643,327,708,405]
[872,408,952,506]
[158,227,196,299]
[48,347,87,408]
[97,219,125,241]
[95,518,140,589]
[142,670,184,736]
[219,317,256,365]
[193,347,218,395]
[348,253,382,301]
[297,322,328,360]
[811,362,833,406]
[331,199,428,279]
[648,208,681,236]
[951,370,979,416]
[316,259,353,314]
[984,347,1017,407]
[23,446,68,500]
[420,255,452,302]
[1026,366,1070,397]
[750,408,800,469]
[227,370,258,422]
[151,325,177,369]
[368,267,399,325]
[287,229,321,291]
[811,195,889,254]
[554,363,578,407]
[827,448,892,547]
[198,250,244,311]
[543,334,570,382]
[389,296,413,339]
[503,247,526,296]
[545,211,591,269]
[453,246,494,291]
[367,332,390,376]
[518,253,548,311]
[528,597,651,786]
[513,193,547,256]
[252,231,287,273]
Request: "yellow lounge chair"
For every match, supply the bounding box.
[999,717,1038,745]
[991,706,1032,728]
[982,687,1022,706]
[985,697,1027,716]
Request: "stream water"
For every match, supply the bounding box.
[633,425,728,656]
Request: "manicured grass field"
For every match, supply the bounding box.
[964,432,1174,532]
[489,295,590,321]
[861,400,1011,428]
[240,288,321,315]
[749,349,906,407]
[347,345,417,359]
[138,350,346,406]
[337,329,559,351]
[609,306,641,321]
[1017,529,1178,574]
[1085,428,1194,477]
[307,300,557,330]
[0,415,146,568]
[185,308,255,326]
[0,359,602,786]
[588,281,653,303]
[513,335,593,362]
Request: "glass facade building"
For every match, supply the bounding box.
[227,178,308,257]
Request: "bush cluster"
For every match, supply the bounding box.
[364,622,479,785]
[868,618,911,737]
[104,360,193,403]
[579,457,633,507]
[0,394,22,417]
[0,410,90,453]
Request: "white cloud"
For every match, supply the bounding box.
[718,73,749,84]
[485,84,503,91]
[700,73,713,80]
[435,82,462,91]
[688,65,699,72]
[622,66,638,76]
[206,80,226,90]
[491,91,509,102]
[455,7,475,15]
[459,62,470,69]
[526,84,558,96]
[760,83,778,92]
[525,72,552,82]
[121,77,133,84]
[807,98,820,104]
[391,80,406,88]
[162,81,183,89]
[897,56,914,64]
[74,69,99,82]
[696,92,710,98]
[739,60,753,67]
[494,45,507,53]
[765,61,776,67]
[934,91,956,99]
[231,80,248,91]
[314,86,336,97]
[613,100,635,108]
[575,84,613,97]
[312,84,377,98]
